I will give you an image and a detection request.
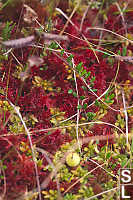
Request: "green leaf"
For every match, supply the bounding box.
[46,131,52,135]
[3,165,7,169]
[80,96,85,100]
[60,49,65,56]
[77,105,82,109]
[40,67,44,71]
[121,158,128,168]
[87,48,113,56]
[106,152,111,159]
[0,54,8,61]
[108,57,114,65]
[111,163,117,169]
[104,92,109,99]
[40,65,47,71]
[118,49,121,55]
[90,76,95,83]
[91,88,97,92]
[87,112,96,120]
[122,47,127,56]
[85,71,91,79]
[64,193,77,200]
[68,89,73,94]
[2,21,15,41]
[95,100,100,106]
[83,103,88,109]
[88,87,97,92]
[109,93,115,100]
[131,138,133,153]
[49,42,59,49]
[81,86,87,91]
[81,69,87,76]
[73,92,77,97]
[76,62,83,72]
[105,99,114,104]
[67,54,73,63]
[101,146,106,152]
[0,175,4,179]
[96,140,99,144]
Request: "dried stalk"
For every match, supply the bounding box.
[2,31,69,49]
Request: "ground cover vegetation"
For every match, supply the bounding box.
[0,0,133,199]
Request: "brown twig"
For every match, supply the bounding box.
[2,32,69,49]
[114,55,133,63]
[2,36,35,48]
[35,30,69,41]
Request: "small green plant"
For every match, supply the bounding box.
[0,0,11,10]
[79,185,95,198]
[68,89,77,97]
[115,114,125,129]
[87,0,102,9]
[48,41,59,49]
[2,21,15,41]
[42,189,58,200]
[104,88,115,104]
[76,62,91,80]
[86,112,96,121]
[118,47,127,57]
[64,193,77,200]
[67,54,74,67]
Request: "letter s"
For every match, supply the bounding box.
[121,170,131,183]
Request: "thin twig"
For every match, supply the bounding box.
[2,36,35,48]
[56,7,100,63]
[36,147,62,200]
[85,27,133,44]
[36,31,69,41]
[115,2,127,35]
[71,56,81,152]
[6,99,42,200]
[58,0,81,35]
[80,4,90,32]
[85,187,118,200]
[114,55,133,63]
[29,121,125,135]
[121,89,129,145]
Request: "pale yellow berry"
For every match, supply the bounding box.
[66,152,80,167]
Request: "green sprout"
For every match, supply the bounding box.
[2,21,15,41]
